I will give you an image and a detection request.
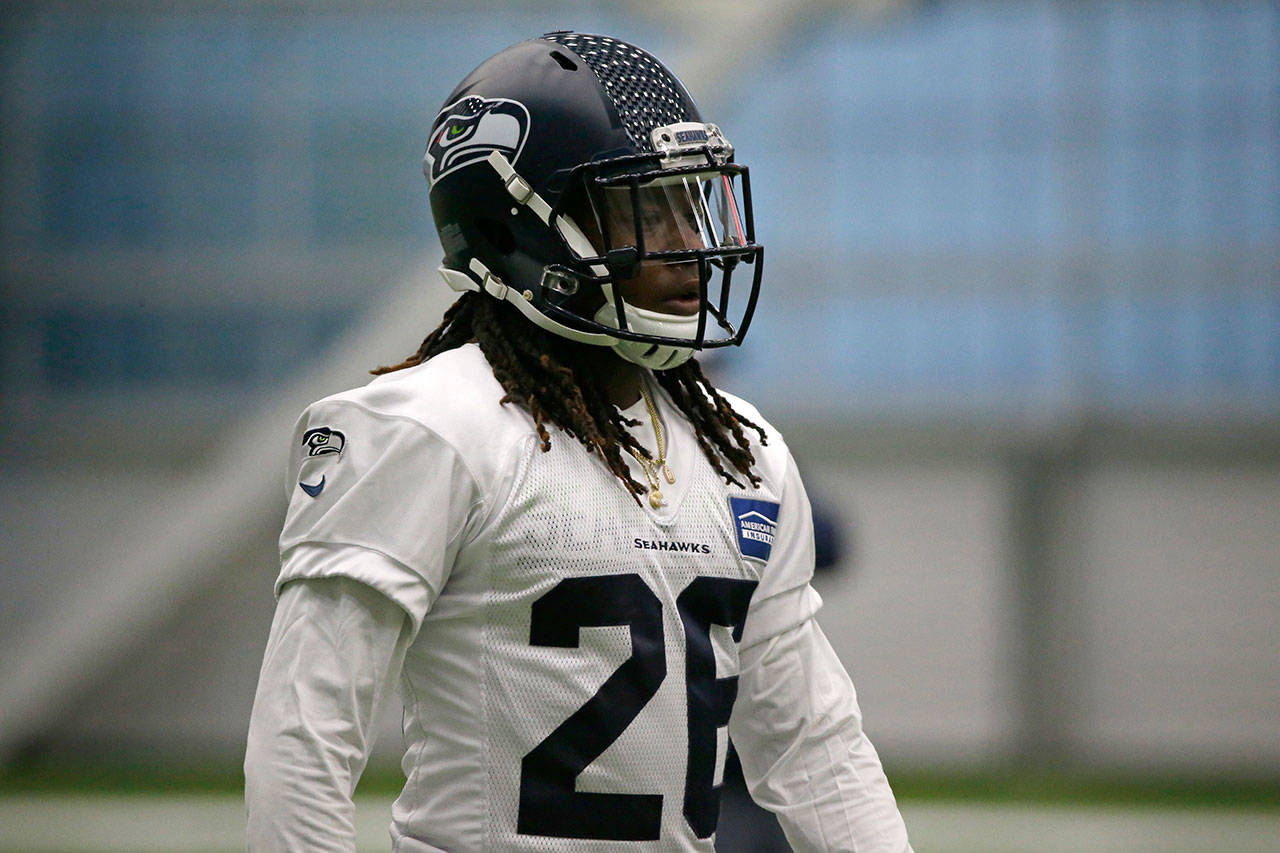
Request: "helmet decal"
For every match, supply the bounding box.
[425,96,530,185]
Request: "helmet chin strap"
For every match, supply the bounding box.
[594,291,698,370]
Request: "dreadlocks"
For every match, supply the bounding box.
[372,291,767,504]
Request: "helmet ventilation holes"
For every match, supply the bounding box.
[541,32,689,152]
[549,50,578,71]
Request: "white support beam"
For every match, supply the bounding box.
[0,260,453,762]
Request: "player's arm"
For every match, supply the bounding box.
[728,455,912,853]
[731,617,911,852]
[244,398,486,850]
[245,571,412,853]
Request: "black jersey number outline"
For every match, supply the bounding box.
[517,573,757,841]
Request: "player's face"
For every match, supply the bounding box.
[574,177,745,317]
[604,187,703,316]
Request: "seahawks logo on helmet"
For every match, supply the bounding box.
[425,96,530,184]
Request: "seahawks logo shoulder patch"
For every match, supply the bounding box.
[298,426,345,498]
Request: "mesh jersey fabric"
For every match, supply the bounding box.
[276,343,823,851]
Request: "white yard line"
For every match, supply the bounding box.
[0,794,1276,852]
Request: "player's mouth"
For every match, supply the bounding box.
[661,287,702,316]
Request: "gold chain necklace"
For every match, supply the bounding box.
[628,380,676,509]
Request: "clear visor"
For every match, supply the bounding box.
[546,166,761,351]
[585,171,748,256]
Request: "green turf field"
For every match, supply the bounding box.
[1,763,1275,852]
[0,793,1277,852]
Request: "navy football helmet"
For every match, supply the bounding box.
[425,32,763,370]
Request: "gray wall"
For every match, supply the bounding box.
[18,425,1277,779]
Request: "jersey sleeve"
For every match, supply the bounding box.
[738,448,825,651]
[245,576,412,852]
[276,398,483,629]
[727,412,913,850]
[729,618,913,852]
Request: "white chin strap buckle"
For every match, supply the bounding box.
[438,259,508,300]
[475,267,507,300]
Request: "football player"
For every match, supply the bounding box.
[245,31,912,852]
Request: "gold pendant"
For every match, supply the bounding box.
[649,489,664,509]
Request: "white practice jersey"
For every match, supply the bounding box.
[268,343,907,852]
